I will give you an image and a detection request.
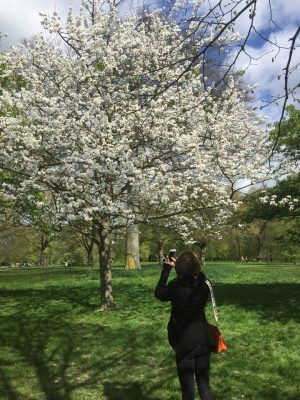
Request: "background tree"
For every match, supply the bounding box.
[270,105,300,161]
[243,104,300,219]
[81,230,97,269]
[0,226,37,265]
[15,193,63,267]
[125,223,141,270]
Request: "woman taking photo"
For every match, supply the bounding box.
[154,250,217,400]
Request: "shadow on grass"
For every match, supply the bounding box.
[0,366,19,400]
[103,381,150,400]
[0,316,117,400]
[0,282,174,400]
[214,282,300,323]
[114,280,300,323]
[0,277,299,399]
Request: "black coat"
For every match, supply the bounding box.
[154,264,217,359]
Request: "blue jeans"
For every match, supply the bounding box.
[176,345,212,400]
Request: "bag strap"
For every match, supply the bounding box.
[205,279,219,325]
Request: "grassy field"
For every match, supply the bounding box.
[0,262,299,400]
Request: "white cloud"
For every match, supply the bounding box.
[232,23,300,121]
[254,0,300,30]
[0,0,145,50]
[210,0,300,122]
[1,0,299,123]
[0,0,81,50]
[218,0,300,38]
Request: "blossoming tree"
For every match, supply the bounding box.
[0,1,270,309]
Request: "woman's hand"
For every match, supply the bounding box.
[163,257,176,267]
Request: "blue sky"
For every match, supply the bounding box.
[0,0,299,123]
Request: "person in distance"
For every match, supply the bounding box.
[154,250,217,400]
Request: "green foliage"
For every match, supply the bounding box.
[0,62,27,93]
[167,99,176,107]
[270,105,300,160]
[95,60,106,71]
[50,228,88,265]
[139,224,186,261]
[240,176,300,222]
[0,227,37,263]
[204,213,300,263]
[275,218,300,263]
[0,220,87,266]
[237,105,300,233]
[0,60,27,122]
[0,263,299,399]
[15,190,54,232]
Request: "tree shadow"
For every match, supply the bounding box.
[0,365,20,400]
[103,381,152,400]
[0,274,299,400]
[0,282,175,400]
[0,314,120,400]
[214,283,300,323]
[112,279,300,323]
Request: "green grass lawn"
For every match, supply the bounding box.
[0,262,299,400]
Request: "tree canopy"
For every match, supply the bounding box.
[0,0,295,306]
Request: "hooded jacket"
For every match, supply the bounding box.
[154,264,217,359]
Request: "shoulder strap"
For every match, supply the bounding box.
[205,279,219,325]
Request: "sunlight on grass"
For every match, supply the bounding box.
[0,262,299,399]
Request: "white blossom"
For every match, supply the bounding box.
[0,1,275,237]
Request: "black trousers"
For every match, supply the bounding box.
[176,346,212,400]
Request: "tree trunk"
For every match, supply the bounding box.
[215,244,220,260]
[268,244,273,263]
[39,250,48,267]
[256,222,267,262]
[193,236,208,265]
[82,233,95,270]
[125,223,141,270]
[98,220,115,310]
[200,245,207,266]
[236,237,241,262]
[87,244,94,268]
[158,241,164,263]
[256,235,263,262]
[39,234,49,267]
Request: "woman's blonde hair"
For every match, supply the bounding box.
[175,250,201,277]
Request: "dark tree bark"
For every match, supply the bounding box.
[236,237,241,262]
[98,219,115,310]
[193,236,208,265]
[256,235,263,262]
[256,221,267,262]
[158,240,164,263]
[39,234,50,267]
[82,231,96,270]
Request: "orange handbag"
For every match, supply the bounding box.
[205,280,228,354]
[208,323,228,353]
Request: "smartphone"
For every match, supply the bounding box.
[168,249,176,259]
